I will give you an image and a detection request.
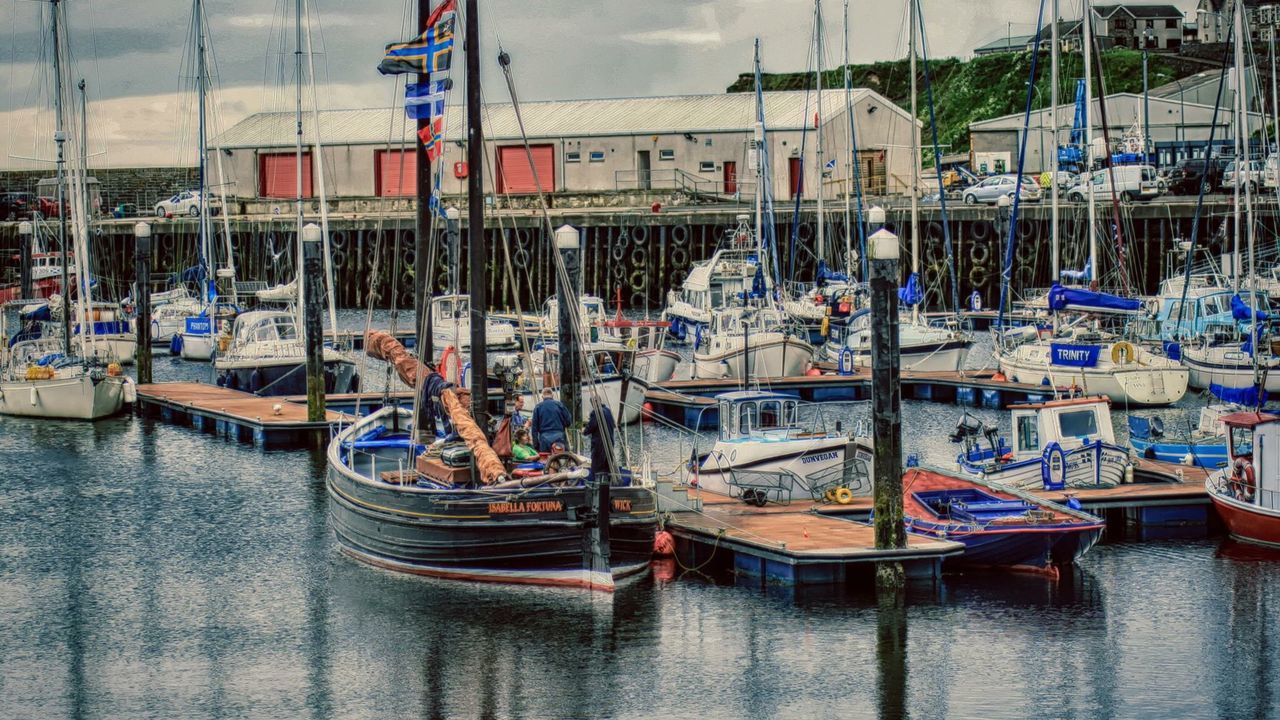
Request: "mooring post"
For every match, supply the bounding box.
[302,223,326,422]
[133,222,152,385]
[868,207,906,590]
[18,220,33,300]
[556,224,583,443]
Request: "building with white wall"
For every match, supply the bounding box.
[209,90,919,205]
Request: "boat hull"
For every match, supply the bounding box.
[0,374,126,420]
[635,348,680,383]
[1129,436,1228,469]
[179,332,217,361]
[694,336,814,379]
[520,376,645,425]
[693,435,857,497]
[958,442,1132,490]
[80,336,137,365]
[1208,474,1280,549]
[828,339,972,374]
[326,457,657,590]
[1181,351,1280,392]
[999,352,1188,406]
[216,357,358,396]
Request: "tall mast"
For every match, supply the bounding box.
[1083,0,1097,288]
[754,40,764,272]
[1235,0,1253,299]
[465,0,487,425]
[908,0,920,322]
[50,0,71,356]
[196,0,211,306]
[415,0,434,360]
[814,0,825,265]
[294,0,305,319]
[842,0,853,275]
[1050,0,1060,280]
[301,0,339,341]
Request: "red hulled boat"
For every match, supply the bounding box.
[1207,412,1280,549]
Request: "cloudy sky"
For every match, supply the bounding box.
[0,0,1200,168]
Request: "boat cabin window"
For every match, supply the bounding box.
[710,285,724,307]
[1016,415,1039,452]
[738,403,758,434]
[1229,426,1253,458]
[1058,409,1099,439]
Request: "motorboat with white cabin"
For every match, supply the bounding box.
[430,293,517,351]
[693,305,814,379]
[213,310,358,396]
[661,216,762,345]
[824,309,973,373]
[951,396,1133,491]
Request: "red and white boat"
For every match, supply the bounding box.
[0,252,73,304]
[1207,411,1280,549]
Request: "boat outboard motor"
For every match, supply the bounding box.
[949,412,983,443]
[983,423,1002,455]
[1150,416,1165,439]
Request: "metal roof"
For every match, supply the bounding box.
[211,89,906,149]
[968,92,1253,130]
[1093,4,1183,18]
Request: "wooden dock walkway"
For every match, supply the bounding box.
[664,488,964,586]
[135,383,355,448]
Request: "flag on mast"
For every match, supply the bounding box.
[417,117,446,160]
[406,79,451,119]
[377,1,458,76]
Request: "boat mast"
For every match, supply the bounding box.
[196,0,211,307]
[814,0,825,266]
[1049,0,1060,280]
[1232,0,1247,295]
[300,0,339,342]
[842,0,853,276]
[465,0,487,425]
[754,39,765,281]
[50,0,71,356]
[908,0,919,322]
[1083,0,1097,289]
[294,0,305,321]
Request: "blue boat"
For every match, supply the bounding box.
[902,467,1105,575]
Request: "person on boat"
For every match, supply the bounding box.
[531,387,571,453]
[511,395,530,429]
[585,404,617,482]
[512,428,538,462]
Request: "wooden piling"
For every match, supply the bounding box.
[869,224,906,590]
[302,224,326,422]
[556,224,583,435]
[134,225,152,385]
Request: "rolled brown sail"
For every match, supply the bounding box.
[441,388,507,485]
[365,330,434,388]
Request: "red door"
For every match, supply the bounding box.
[789,157,803,198]
[723,161,737,194]
[375,149,417,197]
[259,152,313,198]
[496,145,555,194]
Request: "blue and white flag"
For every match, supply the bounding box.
[406,79,451,120]
[824,158,836,170]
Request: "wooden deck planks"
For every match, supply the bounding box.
[135,382,347,425]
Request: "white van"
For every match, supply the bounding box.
[1066,165,1163,202]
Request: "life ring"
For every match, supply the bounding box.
[824,487,838,503]
[439,345,462,383]
[1111,341,1136,365]
[1232,460,1257,501]
[969,241,991,266]
[968,265,990,289]
[834,487,854,505]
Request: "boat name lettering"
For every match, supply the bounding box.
[801,451,839,464]
[612,499,632,512]
[1050,343,1100,368]
[488,500,565,514]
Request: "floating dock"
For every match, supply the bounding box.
[645,369,1057,429]
[135,383,354,448]
[662,487,964,586]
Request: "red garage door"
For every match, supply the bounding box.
[375,149,417,197]
[496,145,554,194]
[259,152,313,198]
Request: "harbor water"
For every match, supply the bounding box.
[2,322,1279,719]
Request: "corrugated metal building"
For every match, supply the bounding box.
[210,90,919,202]
[968,92,1259,172]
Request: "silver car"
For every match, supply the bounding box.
[962,174,1042,205]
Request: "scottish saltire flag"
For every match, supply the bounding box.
[824,159,836,170]
[406,79,451,120]
[377,15,456,75]
[417,117,445,160]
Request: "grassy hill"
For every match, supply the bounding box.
[727,49,1210,156]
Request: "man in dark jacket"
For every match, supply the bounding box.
[584,404,616,483]
[530,388,571,452]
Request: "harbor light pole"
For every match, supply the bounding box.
[302,223,326,422]
[18,221,33,300]
[868,206,905,591]
[133,222,152,385]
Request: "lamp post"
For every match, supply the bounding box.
[18,220,33,300]
[133,222,152,384]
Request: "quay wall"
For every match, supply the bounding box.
[0,200,1265,311]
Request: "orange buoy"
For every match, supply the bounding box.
[652,558,676,582]
[642,401,655,422]
[653,530,675,557]
[805,366,822,377]
[991,371,1007,382]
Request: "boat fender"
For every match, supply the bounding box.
[991,371,1007,382]
[968,265,988,289]
[820,315,830,338]
[1231,458,1256,501]
[653,530,675,557]
[123,377,137,404]
[169,334,183,356]
[1111,341,1135,365]
[834,487,854,505]
[349,373,360,394]
[837,347,855,376]
[1041,442,1067,491]
[693,323,703,349]
[248,370,262,393]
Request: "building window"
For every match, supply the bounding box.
[699,161,715,173]
[1165,18,1178,29]
[1145,19,1154,29]
[704,138,713,147]
[566,151,581,163]
[658,149,675,161]
[589,151,605,163]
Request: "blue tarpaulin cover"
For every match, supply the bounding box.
[816,260,849,285]
[1047,282,1141,314]
[898,273,923,306]
[1231,294,1270,322]
[1210,382,1267,407]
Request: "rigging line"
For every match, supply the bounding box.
[841,0,868,282]
[1088,29,1131,295]
[913,0,959,317]
[788,3,820,285]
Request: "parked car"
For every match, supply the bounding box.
[1222,159,1265,193]
[155,190,220,218]
[961,174,1042,205]
[1164,156,1231,195]
[1067,165,1163,202]
[0,191,36,220]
